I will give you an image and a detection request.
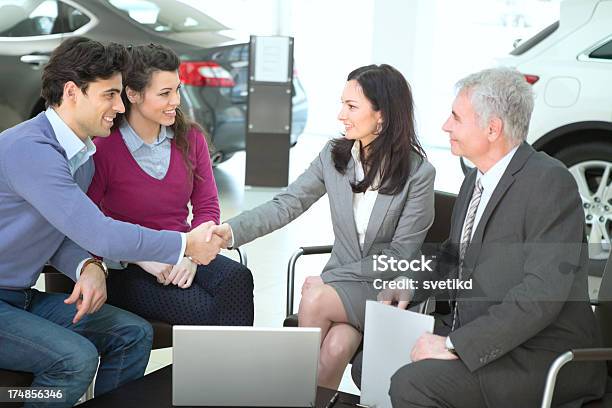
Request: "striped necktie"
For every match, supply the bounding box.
[451,178,483,331]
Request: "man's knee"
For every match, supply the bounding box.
[129,316,154,348]
[109,308,154,350]
[52,338,99,381]
[389,364,430,406]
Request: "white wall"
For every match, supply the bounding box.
[288,0,375,136]
[182,0,561,144]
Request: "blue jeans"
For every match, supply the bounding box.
[0,288,153,407]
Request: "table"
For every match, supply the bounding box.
[79,365,361,408]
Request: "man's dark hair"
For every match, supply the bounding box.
[41,36,129,107]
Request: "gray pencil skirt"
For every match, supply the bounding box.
[327,281,381,332]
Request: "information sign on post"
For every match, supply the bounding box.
[245,35,294,187]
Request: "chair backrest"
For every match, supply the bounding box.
[595,251,612,374]
[422,191,456,256]
[43,266,75,293]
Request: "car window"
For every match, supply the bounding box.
[0,0,59,37]
[510,21,559,56]
[106,0,227,33]
[589,39,612,60]
[213,45,247,62]
[63,2,90,32]
[0,0,89,37]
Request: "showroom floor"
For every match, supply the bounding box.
[34,132,602,396]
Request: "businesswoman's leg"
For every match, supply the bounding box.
[319,323,362,388]
[298,283,364,389]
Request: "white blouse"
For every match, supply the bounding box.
[351,141,379,250]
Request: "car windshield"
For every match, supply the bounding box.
[105,0,227,33]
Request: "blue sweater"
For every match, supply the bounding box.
[0,113,182,290]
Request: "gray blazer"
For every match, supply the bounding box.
[420,143,606,407]
[228,140,435,283]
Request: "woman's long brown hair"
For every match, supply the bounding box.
[112,43,204,181]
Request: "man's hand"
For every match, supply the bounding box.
[136,261,172,284]
[164,257,197,288]
[64,263,107,324]
[185,221,223,265]
[204,223,232,248]
[410,333,458,362]
[301,275,324,294]
[377,276,413,309]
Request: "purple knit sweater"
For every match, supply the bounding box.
[87,127,220,232]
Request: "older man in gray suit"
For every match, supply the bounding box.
[356,67,608,407]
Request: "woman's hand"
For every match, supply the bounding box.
[136,261,172,284]
[164,257,198,289]
[301,275,324,294]
[204,223,233,248]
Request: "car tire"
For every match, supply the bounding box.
[555,142,612,263]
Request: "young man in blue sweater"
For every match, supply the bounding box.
[0,37,223,407]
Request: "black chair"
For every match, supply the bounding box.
[0,247,247,390]
[541,251,612,408]
[283,190,457,327]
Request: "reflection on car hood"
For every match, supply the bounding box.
[162,31,235,48]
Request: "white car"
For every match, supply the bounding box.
[498,0,612,261]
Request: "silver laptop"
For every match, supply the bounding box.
[172,326,320,407]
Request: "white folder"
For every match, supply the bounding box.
[361,301,435,408]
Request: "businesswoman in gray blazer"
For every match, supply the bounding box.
[208,64,435,389]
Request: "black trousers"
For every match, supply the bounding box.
[350,312,603,408]
[351,313,487,408]
[106,254,254,326]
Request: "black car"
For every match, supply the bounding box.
[0,0,308,164]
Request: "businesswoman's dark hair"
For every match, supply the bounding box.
[113,43,203,179]
[331,64,426,195]
[42,37,128,107]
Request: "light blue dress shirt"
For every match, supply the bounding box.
[120,121,174,179]
[45,108,97,277]
[45,108,97,176]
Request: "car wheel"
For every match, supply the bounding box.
[556,142,612,261]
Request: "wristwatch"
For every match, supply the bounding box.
[81,258,109,279]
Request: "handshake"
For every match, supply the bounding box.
[184,221,234,265]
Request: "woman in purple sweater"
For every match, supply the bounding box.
[87,43,253,326]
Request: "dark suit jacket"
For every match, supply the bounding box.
[418,143,607,407]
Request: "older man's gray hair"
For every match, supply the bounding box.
[456,67,534,145]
